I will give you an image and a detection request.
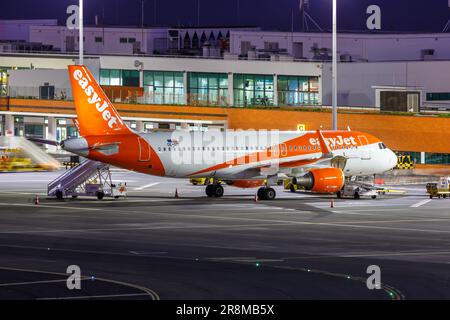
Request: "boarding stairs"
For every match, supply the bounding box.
[47,159,108,198]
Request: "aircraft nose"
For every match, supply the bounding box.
[387,149,398,170]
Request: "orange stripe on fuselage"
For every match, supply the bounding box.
[187,131,380,176]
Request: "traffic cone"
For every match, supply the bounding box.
[34,195,40,205]
[175,188,179,198]
[330,198,334,208]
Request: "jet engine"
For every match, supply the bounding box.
[295,168,345,193]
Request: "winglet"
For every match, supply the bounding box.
[316,130,332,154]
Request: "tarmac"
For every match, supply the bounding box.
[0,170,449,299]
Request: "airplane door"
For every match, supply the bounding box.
[357,135,371,160]
[280,143,288,156]
[138,137,151,162]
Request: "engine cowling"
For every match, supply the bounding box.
[296,168,345,193]
[228,180,266,189]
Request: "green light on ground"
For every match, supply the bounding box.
[255,262,260,268]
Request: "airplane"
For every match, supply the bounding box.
[60,65,398,200]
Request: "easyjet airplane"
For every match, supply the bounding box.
[61,65,398,200]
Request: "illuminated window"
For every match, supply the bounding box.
[277,75,320,106]
[188,72,228,106]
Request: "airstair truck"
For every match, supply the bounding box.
[427,177,450,199]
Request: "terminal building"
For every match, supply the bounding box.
[0,19,449,166]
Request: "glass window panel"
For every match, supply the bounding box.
[277,77,288,91]
[209,89,218,104]
[288,78,298,91]
[154,72,164,87]
[189,73,197,89]
[255,76,265,91]
[143,71,153,86]
[154,87,163,104]
[309,77,319,92]
[244,76,254,90]
[164,72,174,88]
[219,75,228,88]
[198,75,208,88]
[233,75,244,89]
[110,69,121,86]
[264,76,274,91]
[100,69,110,86]
[174,73,184,88]
[299,77,309,91]
[209,76,218,89]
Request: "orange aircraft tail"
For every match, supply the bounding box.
[68,65,131,137]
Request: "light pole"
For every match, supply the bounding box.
[331,0,337,130]
[79,0,84,65]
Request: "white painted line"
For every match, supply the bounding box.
[38,293,152,300]
[0,202,102,211]
[411,199,432,208]
[134,182,159,191]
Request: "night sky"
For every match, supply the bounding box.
[0,0,449,33]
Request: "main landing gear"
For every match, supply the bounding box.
[257,187,276,200]
[205,183,224,198]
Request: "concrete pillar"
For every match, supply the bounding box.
[227,73,234,107]
[139,70,144,88]
[273,74,278,106]
[136,120,144,133]
[4,114,14,136]
[47,117,57,152]
[421,152,426,164]
[183,71,188,105]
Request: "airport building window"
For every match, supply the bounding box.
[188,72,228,106]
[100,69,139,87]
[233,74,274,107]
[426,92,450,101]
[143,71,184,105]
[425,153,450,165]
[277,75,320,106]
[95,37,103,43]
[0,67,8,97]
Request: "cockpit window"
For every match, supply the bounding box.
[378,142,387,149]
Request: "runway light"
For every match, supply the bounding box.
[347,276,351,279]
[255,262,261,268]
[91,276,95,281]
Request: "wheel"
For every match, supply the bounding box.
[264,188,276,200]
[371,195,377,199]
[96,191,105,200]
[71,195,78,199]
[337,191,342,199]
[192,182,198,186]
[257,187,267,200]
[429,195,433,199]
[55,190,63,200]
[354,192,360,200]
[443,194,447,199]
[289,184,296,193]
[205,185,214,197]
[213,184,224,198]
